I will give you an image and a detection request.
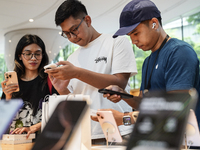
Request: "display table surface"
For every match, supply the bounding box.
[0,142,34,150]
[0,142,199,150]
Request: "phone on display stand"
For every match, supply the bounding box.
[98,88,133,99]
[4,71,19,92]
[97,110,122,143]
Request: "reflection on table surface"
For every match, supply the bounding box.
[0,142,199,150]
[0,142,34,150]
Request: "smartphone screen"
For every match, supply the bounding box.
[98,89,133,99]
[32,100,87,150]
[126,90,197,150]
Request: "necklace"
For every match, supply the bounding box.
[143,35,169,95]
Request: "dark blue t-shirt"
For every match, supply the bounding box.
[140,38,199,92]
[140,38,200,128]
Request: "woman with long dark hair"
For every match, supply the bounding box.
[1,34,58,137]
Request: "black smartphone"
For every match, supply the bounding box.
[32,100,88,150]
[98,88,133,99]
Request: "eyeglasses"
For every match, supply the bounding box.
[22,52,43,60]
[61,17,85,39]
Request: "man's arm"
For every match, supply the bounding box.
[102,85,143,109]
[74,67,130,90]
[91,109,139,126]
[45,61,131,90]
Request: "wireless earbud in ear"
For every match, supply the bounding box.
[152,23,156,29]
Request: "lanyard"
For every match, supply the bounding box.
[144,35,169,94]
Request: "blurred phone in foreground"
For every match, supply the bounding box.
[32,100,88,150]
[126,89,198,150]
[0,99,23,138]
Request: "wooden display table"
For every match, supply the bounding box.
[0,142,34,150]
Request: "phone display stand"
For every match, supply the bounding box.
[102,122,116,146]
[92,122,126,150]
[182,109,200,149]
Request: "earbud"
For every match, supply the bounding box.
[152,23,156,29]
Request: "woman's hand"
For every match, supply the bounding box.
[11,127,33,138]
[11,122,41,138]
[1,80,19,100]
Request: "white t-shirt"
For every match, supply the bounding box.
[67,34,137,139]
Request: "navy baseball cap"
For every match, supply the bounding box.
[113,0,161,38]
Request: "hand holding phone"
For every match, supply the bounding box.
[4,71,19,92]
[44,63,57,70]
[98,88,133,99]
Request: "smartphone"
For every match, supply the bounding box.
[98,88,133,99]
[126,90,198,150]
[44,63,57,70]
[97,110,122,142]
[4,71,19,92]
[32,100,88,150]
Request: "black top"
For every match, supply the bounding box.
[1,75,59,131]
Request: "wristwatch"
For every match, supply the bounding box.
[123,112,131,126]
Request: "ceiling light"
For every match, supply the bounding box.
[29,19,34,22]
[9,40,11,43]
[59,32,62,35]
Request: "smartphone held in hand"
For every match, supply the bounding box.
[4,71,19,92]
[98,88,133,99]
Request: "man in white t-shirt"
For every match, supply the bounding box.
[45,0,137,144]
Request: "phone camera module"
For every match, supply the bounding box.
[5,74,8,79]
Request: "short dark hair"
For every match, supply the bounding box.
[14,34,49,79]
[157,17,162,27]
[55,0,88,26]
[142,17,162,27]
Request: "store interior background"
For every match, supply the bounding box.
[0,0,200,95]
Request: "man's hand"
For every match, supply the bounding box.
[91,109,124,126]
[48,75,70,95]
[45,61,78,80]
[103,85,142,109]
[103,85,126,103]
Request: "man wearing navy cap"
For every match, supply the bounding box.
[99,0,200,128]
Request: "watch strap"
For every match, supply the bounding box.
[124,112,129,116]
